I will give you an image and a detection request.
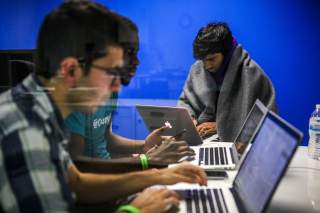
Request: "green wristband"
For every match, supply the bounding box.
[139,154,149,170]
[117,205,140,213]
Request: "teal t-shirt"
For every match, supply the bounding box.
[65,93,118,159]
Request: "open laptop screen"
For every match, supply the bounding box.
[233,112,302,213]
[234,100,267,154]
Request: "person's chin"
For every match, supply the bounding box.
[121,74,135,85]
[129,71,136,77]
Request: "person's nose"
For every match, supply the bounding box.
[203,61,210,70]
[203,60,214,71]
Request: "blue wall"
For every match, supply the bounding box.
[1,0,319,145]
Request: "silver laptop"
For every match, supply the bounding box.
[176,110,303,213]
[191,99,268,170]
[136,104,203,146]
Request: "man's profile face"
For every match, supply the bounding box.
[124,42,139,76]
[121,32,140,85]
[66,46,123,113]
[202,52,224,73]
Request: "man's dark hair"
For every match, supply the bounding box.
[193,22,233,60]
[36,0,121,79]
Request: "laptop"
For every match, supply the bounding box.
[136,104,203,146]
[190,100,268,170]
[137,99,268,170]
[174,110,303,213]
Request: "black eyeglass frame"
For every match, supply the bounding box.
[77,56,131,86]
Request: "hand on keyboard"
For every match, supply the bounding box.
[196,122,217,139]
[157,163,208,186]
[130,187,179,213]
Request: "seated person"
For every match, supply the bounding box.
[178,22,277,141]
[65,14,194,165]
[0,1,207,212]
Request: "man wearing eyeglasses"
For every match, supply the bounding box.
[0,1,207,212]
[65,15,195,168]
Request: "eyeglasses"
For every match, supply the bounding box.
[78,57,122,76]
[90,63,134,86]
[78,57,132,86]
[90,63,123,78]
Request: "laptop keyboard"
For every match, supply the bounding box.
[199,147,235,166]
[177,188,229,213]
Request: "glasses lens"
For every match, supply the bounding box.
[80,61,131,86]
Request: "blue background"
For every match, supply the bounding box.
[1,0,320,145]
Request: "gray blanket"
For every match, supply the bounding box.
[177,45,277,142]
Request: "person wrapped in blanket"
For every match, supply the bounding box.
[178,22,277,141]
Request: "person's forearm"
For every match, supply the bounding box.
[108,132,145,154]
[71,168,163,204]
[74,156,168,174]
[74,156,140,173]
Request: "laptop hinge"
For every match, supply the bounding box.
[232,144,240,164]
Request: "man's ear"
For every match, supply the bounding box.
[59,57,82,87]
